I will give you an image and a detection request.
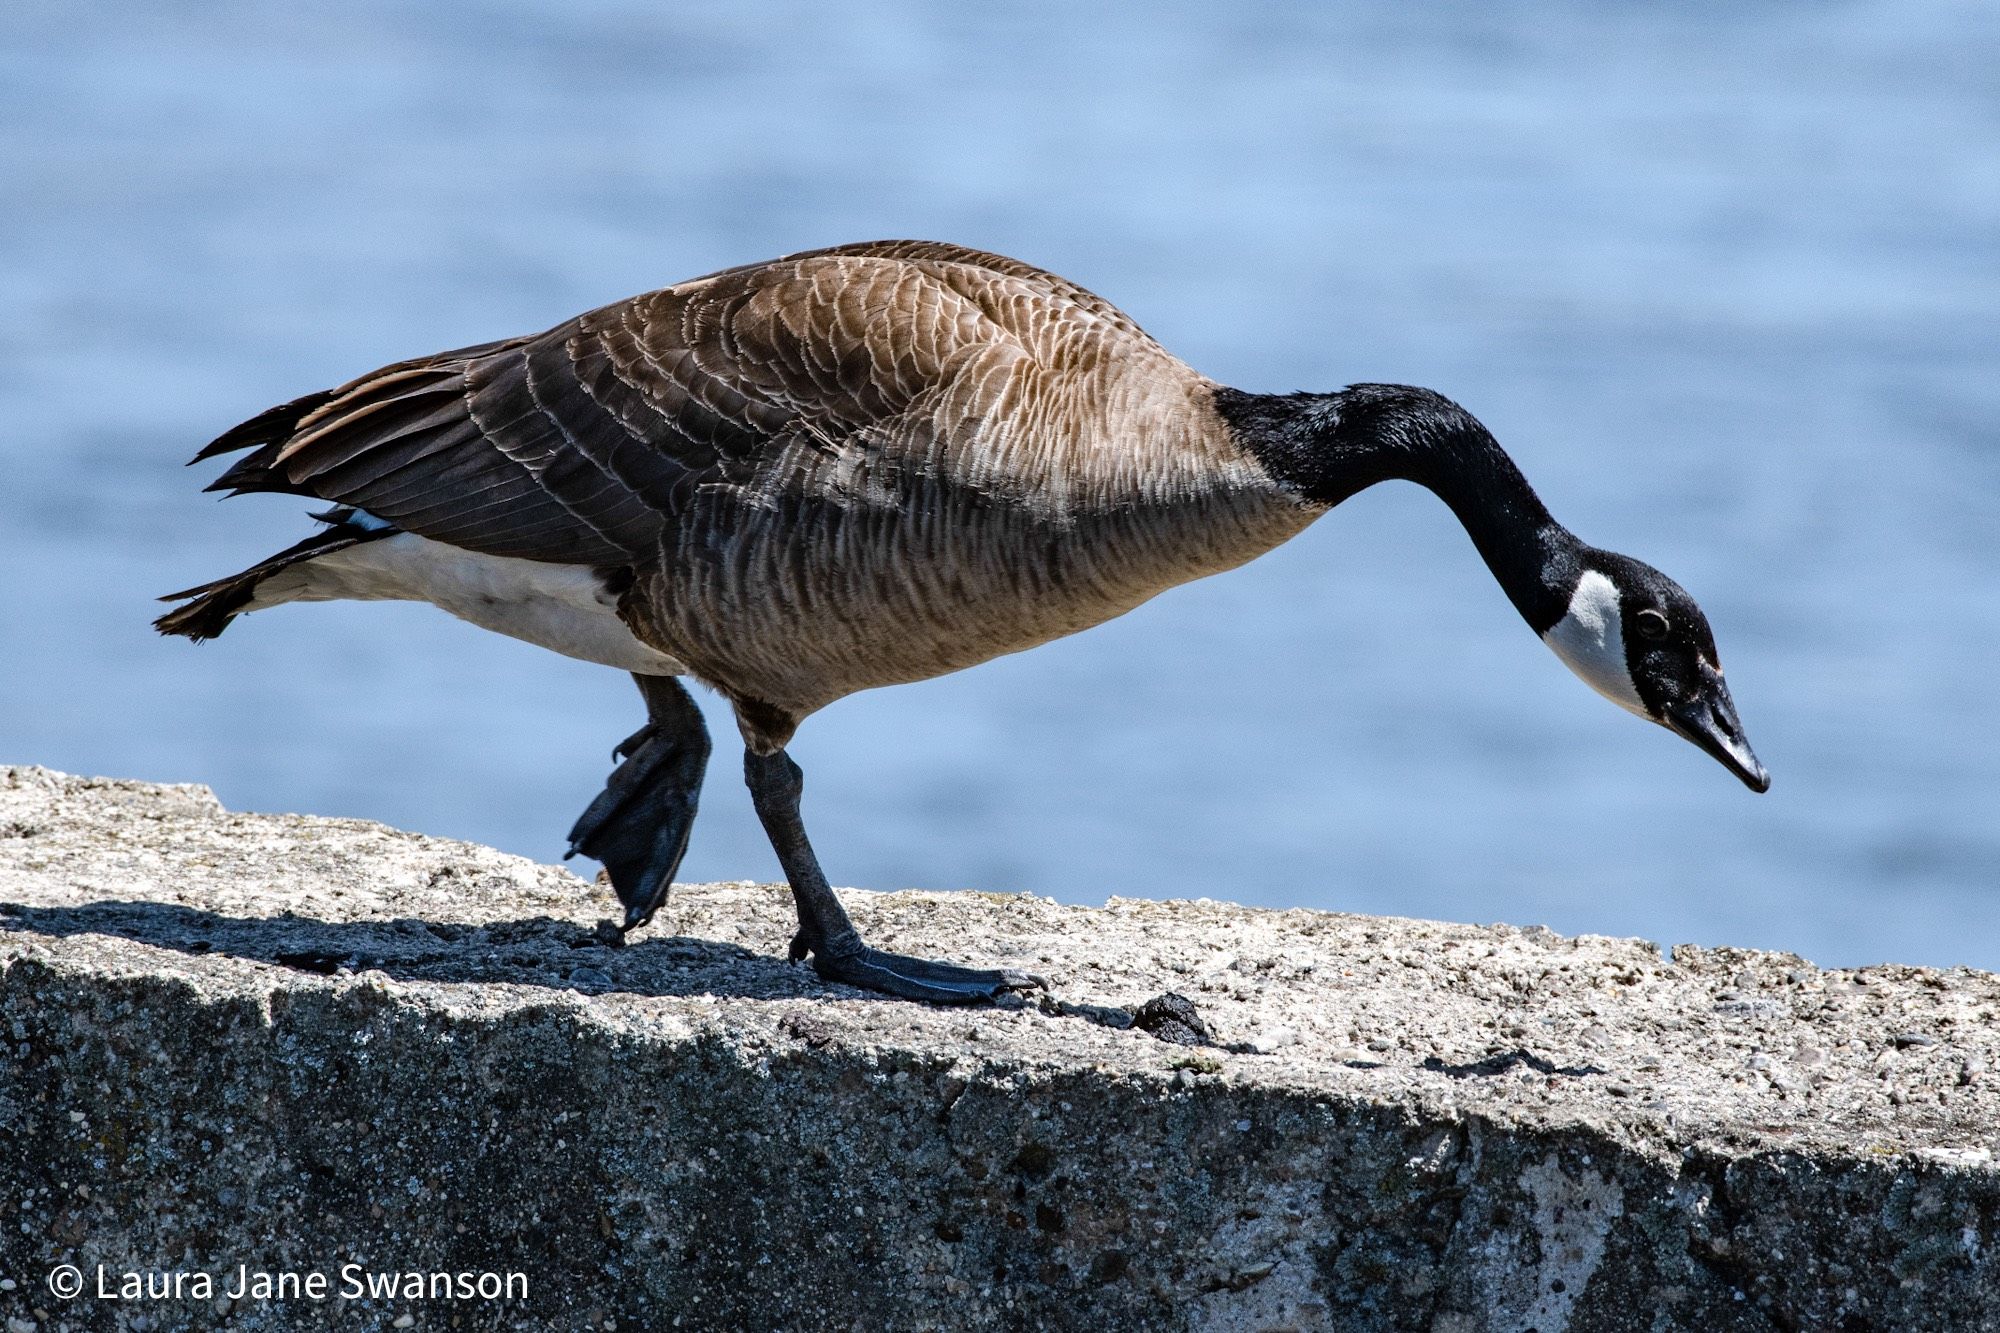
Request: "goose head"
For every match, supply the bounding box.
[1541,551,1769,792]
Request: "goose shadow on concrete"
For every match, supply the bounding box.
[0,898,1159,1035]
[0,898,850,1004]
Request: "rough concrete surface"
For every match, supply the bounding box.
[1,766,1996,1332]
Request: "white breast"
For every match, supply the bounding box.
[246,532,686,675]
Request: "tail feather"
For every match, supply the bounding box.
[190,335,525,499]
[192,388,339,464]
[154,511,396,641]
[191,389,344,498]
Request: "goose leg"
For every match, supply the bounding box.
[568,674,711,931]
[743,747,1041,1004]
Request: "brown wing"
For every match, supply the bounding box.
[195,241,1182,564]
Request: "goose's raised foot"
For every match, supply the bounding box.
[566,731,699,930]
[567,676,711,931]
[801,938,1044,1005]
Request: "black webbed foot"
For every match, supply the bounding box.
[566,736,699,929]
[742,742,1042,1005]
[806,939,1044,1005]
[567,675,710,931]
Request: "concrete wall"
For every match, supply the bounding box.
[3,767,1996,1331]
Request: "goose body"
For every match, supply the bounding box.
[161,240,1767,1003]
[169,241,1313,742]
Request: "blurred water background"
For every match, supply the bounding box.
[4,1,1996,969]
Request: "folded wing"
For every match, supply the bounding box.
[194,241,1172,566]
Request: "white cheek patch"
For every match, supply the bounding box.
[1542,570,1648,717]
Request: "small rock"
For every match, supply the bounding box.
[393,1315,416,1329]
[780,1013,836,1049]
[1715,998,1786,1019]
[1248,1027,1300,1055]
[1891,1032,1936,1049]
[1768,1069,1812,1097]
[1132,993,1213,1047]
[569,967,613,990]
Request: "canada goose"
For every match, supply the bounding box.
[158,239,1768,1003]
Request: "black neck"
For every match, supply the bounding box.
[1214,383,1582,632]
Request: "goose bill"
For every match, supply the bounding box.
[1662,668,1770,793]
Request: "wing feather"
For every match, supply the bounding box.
[191,240,1182,567]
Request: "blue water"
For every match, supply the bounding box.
[4,1,1997,970]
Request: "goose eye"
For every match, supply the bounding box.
[1636,608,1670,641]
